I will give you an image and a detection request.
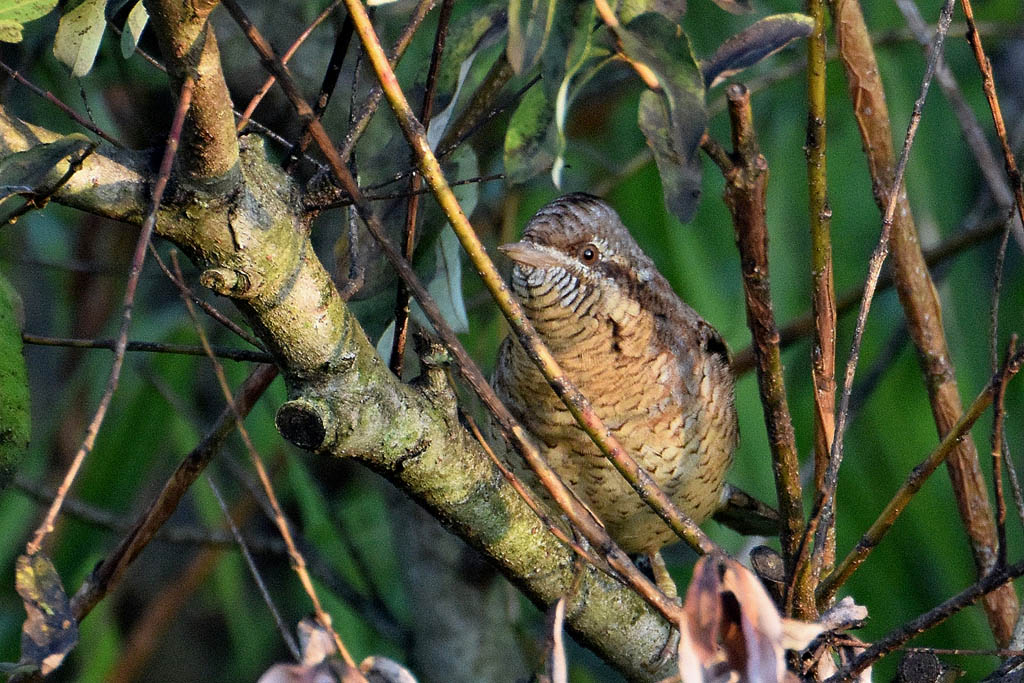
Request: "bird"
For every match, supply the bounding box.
[491,193,737,594]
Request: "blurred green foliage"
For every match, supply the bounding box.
[0,0,1022,680]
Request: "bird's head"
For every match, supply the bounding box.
[499,194,662,327]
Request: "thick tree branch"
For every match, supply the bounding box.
[0,110,148,223]
[143,0,239,184]
[0,103,677,681]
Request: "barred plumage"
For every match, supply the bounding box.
[492,193,738,556]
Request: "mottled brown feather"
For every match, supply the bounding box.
[492,194,738,555]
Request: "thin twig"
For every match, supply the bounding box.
[825,557,1024,681]
[205,475,301,660]
[235,0,345,132]
[990,217,1012,373]
[960,0,1024,237]
[70,363,278,620]
[282,13,354,172]
[22,333,272,363]
[704,88,806,616]
[805,0,838,589]
[989,210,1013,569]
[218,0,690,626]
[800,0,956,612]
[991,336,1016,568]
[168,251,358,670]
[25,75,195,557]
[310,173,504,210]
[389,0,454,377]
[0,60,125,148]
[818,345,1024,602]
[215,449,406,643]
[1006,434,1024,540]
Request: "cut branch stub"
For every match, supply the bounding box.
[200,267,255,299]
[276,398,330,451]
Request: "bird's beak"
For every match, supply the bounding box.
[497,241,562,270]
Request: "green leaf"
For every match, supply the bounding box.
[16,554,77,675]
[0,272,28,490]
[421,146,476,334]
[0,0,57,42]
[551,55,610,187]
[506,0,557,75]
[616,12,706,222]
[53,0,107,77]
[0,0,57,22]
[618,13,704,101]
[616,0,687,24]
[119,0,147,59]
[707,0,752,14]
[701,13,814,88]
[426,225,469,333]
[550,0,605,186]
[433,1,507,116]
[503,85,555,183]
[0,134,95,204]
[637,90,704,224]
[0,19,21,41]
[505,0,610,186]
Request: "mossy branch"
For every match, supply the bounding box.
[0,100,678,681]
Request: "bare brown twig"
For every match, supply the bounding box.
[991,336,1016,569]
[24,75,194,557]
[22,333,272,363]
[389,0,455,377]
[218,0,691,631]
[960,0,1024,236]
[703,86,806,616]
[70,363,278,620]
[235,0,345,132]
[805,0,838,585]
[824,0,1018,642]
[0,60,125,148]
[283,15,355,173]
[169,251,358,670]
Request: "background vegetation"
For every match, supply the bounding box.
[0,0,1022,680]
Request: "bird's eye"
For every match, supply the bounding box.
[578,243,599,265]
